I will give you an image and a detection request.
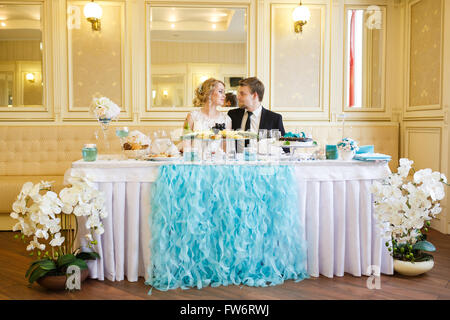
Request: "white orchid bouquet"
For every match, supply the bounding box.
[10,172,107,285]
[91,96,121,122]
[371,158,448,262]
[336,137,359,152]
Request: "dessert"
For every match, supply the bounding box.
[279,132,315,147]
[123,130,150,150]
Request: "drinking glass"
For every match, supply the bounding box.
[115,127,129,138]
[269,129,281,161]
[115,127,129,152]
[225,138,236,162]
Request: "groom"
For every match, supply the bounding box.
[227,77,286,152]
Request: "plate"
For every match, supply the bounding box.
[145,156,181,161]
[276,141,316,148]
[145,155,182,161]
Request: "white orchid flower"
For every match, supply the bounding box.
[49,232,65,247]
[35,228,49,240]
[94,225,104,235]
[20,182,34,196]
[27,236,45,251]
[12,199,27,214]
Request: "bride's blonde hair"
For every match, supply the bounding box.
[192,78,225,107]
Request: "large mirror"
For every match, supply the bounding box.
[148,6,247,108]
[0,3,43,108]
[343,6,386,110]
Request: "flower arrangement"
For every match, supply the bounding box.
[371,158,448,263]
[91,96,121,122]
[10,171,107,286]
[336,137,359,152]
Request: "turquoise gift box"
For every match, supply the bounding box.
[356,145,374,154]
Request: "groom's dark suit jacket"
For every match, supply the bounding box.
[227,107,286,136]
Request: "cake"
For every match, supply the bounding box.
[279,132,315,147]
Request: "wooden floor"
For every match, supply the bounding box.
[0,229,449,300]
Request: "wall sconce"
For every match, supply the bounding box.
[292,1,311,33]
[84,0,102,31]
[26,73,35,83]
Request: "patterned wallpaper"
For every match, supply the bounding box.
[271,6,321,109]
[69,3,123,109]
[409,0,442,107]
[0,40,42,61]
[151,41,246,65]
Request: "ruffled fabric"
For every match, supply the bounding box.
[145,164,309,291]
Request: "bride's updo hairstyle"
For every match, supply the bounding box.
[192,78,225,107]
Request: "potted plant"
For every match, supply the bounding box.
[10,172,107,290]
[336,138,359,161]
[371,158,448,276]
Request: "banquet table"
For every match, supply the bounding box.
[70,159,394,284]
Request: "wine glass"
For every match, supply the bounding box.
[115,127,129,153]
[115,127,129,138]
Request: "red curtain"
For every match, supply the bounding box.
[349,10,355,107]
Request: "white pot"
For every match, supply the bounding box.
[338,149,355,161]
[393,258,434,276]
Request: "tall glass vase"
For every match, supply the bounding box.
[98,117,112,154]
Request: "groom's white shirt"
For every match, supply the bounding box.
[237,105,262,153]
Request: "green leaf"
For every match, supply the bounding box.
[68,258,88,270]
[28,266,50,284]
[57,254,76,268]
[413,240,436,252]
[76,251,100,261]
[25,264,39,279]
[37,259,57,271]
[414,252,434,262]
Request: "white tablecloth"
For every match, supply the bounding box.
[71,159,393,282]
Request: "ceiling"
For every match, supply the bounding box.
[0,4,41,40]
[150,7,247,42]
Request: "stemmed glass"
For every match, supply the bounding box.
[269,129,281,161]
[115,126,129,154]
[258,129,268,160]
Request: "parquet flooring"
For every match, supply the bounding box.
[0,229,449,300]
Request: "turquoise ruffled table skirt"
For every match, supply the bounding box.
[145,164,309,291]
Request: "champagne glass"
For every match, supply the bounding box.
[115,127,129,153]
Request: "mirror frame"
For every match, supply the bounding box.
[0,0,54,121]
[342,4,386,113]
[145,2,251,117]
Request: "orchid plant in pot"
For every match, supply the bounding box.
[371,159,448,276]
[10,172,107,289]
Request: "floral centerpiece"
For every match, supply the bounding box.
[91,96,121,124]
[10,171,107,288]
[336,137,359,160]
[90,96,121,153]
[371,158,448,275]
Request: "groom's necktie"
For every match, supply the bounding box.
[244,111,253,146]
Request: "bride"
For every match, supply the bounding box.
[184,78,232,131]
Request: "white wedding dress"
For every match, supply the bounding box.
[189,109,231,131]
[187,109,232,157]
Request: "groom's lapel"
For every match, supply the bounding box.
[259,107,267,130]
[234,108,245,129]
